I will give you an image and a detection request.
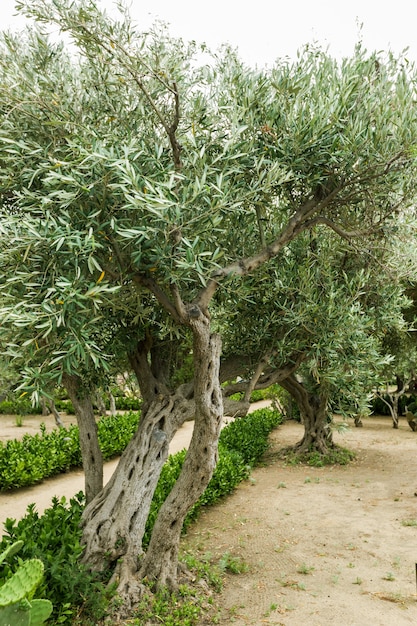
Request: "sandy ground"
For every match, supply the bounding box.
[183,416,417,625]
[2,408,417,625]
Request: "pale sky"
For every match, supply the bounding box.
[2,0,417,66]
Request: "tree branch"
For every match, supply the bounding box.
[132,274,182,323]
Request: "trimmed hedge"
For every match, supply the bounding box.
[0,412,140,490]
[0,395,142,416]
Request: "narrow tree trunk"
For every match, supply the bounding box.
[48,399,64,428]
[138,317,223,591]
[94,390,108,416]
[109,392,117,416]
[281,375,333,454]
[62,373,103,504]
[391,394,399,429]
[40,397,49,417]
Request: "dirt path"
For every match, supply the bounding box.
[183,417,417,625]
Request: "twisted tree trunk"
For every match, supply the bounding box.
[280,375,333,454]
[62,373,103,504]
[80,392,192,591]
[138,316,223,590]
[79,337,197,607]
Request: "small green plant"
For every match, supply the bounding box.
[282,442,356,466]
[392,556,401,569]
[0,540,53,625]
[382,572,395,581]
[277,482,286,488]
[401,519,417,527]
[352,577,363,585]
[14,415,23,427]
[134,584,203,626]
[218,552,249,574]
[296,563,314,575]
[180,553,223,592]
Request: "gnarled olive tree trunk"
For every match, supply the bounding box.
[80,390,193,607]
[62,372,103,504]
[138,315,223,590]
[78,337,195,602]
[80,311,223,609]
[280,374,333,454]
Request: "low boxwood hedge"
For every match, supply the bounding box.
[0,395,142,416]
[0,412,140,491]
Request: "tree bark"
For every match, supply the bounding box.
[280,375,333,454]
[109,392,117,416]
[48,399,64,428]
[138,314,223,591]
[80,392,191,578]
[62,373,103,504]
[94,390,108,416]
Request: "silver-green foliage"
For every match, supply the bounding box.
[0,541,52,625]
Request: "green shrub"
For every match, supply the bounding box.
[0,399,41,415]
[97,411,140,459]
[0,424,81,490]
[227,384,281,403]
[0,412,140,491]
[219,407,282,465]
[0,494,111,625]
[114,396,142,411]
[54,399,75,414]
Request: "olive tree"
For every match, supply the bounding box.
[219,228,412,454]
[2,0,417,608]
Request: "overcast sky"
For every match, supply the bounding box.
[2,0,417,66]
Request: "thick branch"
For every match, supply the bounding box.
[222,353,304,396]
[132,274,181,322]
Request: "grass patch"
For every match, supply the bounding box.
[279,445,355,467]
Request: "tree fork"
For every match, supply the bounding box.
[139,317,223,589]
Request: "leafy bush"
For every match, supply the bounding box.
[54,399,75,414]
[113,396,142,411]
[0,399,41,415]
[97,411,140,459]
[0,412,140,491]
[0,494,112,625]
[219,408,282,465]
[0,393,142,417]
